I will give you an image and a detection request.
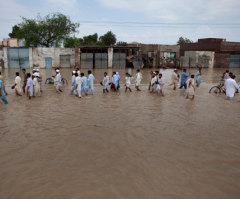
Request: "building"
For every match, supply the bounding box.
[129,43,180,68]
[75,45,141,69]
[0,38,18,47]
[0,47,75,69]
[180,38,240,68]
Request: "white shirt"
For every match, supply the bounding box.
[76,76,82,86]
[125,76,131,86]
[151,76,157,86]
[55,73,61,84]
[136,72,142,82]
[224,78,240,98]
[103,76,109,85]
[112,74,118,85]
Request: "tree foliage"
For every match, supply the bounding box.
[99,31,116,46]
[116,41,128,46]
[9,13,79,47]
[64,37,81,48]
[80,33,98,45]
[64,31,122,47]
[177,36,193,45]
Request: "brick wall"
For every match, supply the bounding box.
[214,53,230,68]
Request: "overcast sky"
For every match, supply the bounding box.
[1,0,240,44]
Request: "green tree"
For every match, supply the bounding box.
[80,33,98,45]
[116,41,128,46]
[177,36,193,45]
[64,37,81,48]
[9,13,79,47]
[99,31,116,46]
[9,25,24,38]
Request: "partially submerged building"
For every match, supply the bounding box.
[1,38,240,69]
[138,44,180,68]
[180,38,240,68]
[0,47,75,69]
[75,45,141,69]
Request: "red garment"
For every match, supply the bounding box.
[188,79,192,87]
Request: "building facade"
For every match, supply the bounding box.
[129,44,180,68]
[0,47,75,69]
[75,46,141,69]
[180,38,240,68]
[0,38,18,48]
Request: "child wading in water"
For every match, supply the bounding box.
[156,73,164,96]
[186,74,195,99]
[101,72,110,93]
[125,73,132,92]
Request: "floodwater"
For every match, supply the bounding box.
[0,68,240,199]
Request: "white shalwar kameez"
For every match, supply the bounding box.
[75,76,82,97]
[169,71,179,87]
[26,77,33,97]
[15,76,22,94]
[55,73,62,91]
[112,74,118,89]
[135,72,142,86]
[186,78,195,96]
[150,76,157,92]
[33,77,40,96]
[224,78,240,99]
[103,76,110,89]
[125,76,131,88]
[156,78,164,94]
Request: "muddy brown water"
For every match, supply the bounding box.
[0,68,240,199]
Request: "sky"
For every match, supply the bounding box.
[0,0,240,44]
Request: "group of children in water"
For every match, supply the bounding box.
[0,67,202,104]
[168,68,202,99]
[99,69,143,94]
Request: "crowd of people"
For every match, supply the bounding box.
[0,67,239,105]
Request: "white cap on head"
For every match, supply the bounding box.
[33,68,37,71]
[174,68,177,71]
[36,69,40,72]
[72,71,76,73]
[56,69,60,73]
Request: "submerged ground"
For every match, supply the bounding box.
[0,68,240,199]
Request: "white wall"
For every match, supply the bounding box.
[183,51,215,68]
[32,48,75,68]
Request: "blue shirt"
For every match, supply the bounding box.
[181,72,189,83]
[88,74,95,85]
[81,76,88,88]
[0,80,5,97]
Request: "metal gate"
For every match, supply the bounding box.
[81,53,93,69]
[60,55,70,68]
[113,53,126,69]
[45,57,52,69]
[95,53,108,69]
[230,55,240,68]
[8,48,29,69]
[133,57,142,69]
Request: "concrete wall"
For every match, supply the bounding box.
[0,47,8,68]
[139,44,179,68]
[0,48,3,70]
[180,51,215,68]
[108,48,113,68]
[32,48,75,68]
